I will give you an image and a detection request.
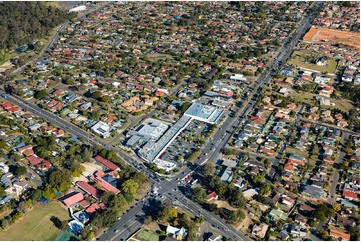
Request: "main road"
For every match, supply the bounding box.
[0,90,249,241]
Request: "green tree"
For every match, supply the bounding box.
[202,163,215,176]
[0,186,6,197]
[122,179,139,195]
[101,96,109,102]
[48,169,72,192]
[193,186,207,203]
[132,172,148,186]
[91,91,102,99]
[34,90,48,99]
[228,209,245,223]
[15,166,27,177]
[259,183,272,196]
[169,208,178,218]
[333,203,341,213]
[42,186,56,201]
[31,189,42,202]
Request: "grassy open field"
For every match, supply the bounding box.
[0,202,70,241]
[146,53,173,62]
[287,51,337,74]
[288,91,354,113]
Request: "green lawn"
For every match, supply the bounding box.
[287,51,337,74]
[146,53,173,62]
[41,2,59,8]
[0,202,70,241]
[285,147,309,159]
[135,229,160,241]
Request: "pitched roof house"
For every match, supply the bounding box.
[94,155,120,171]
[60,192,84,207]
[252,223,269,238]
[329,228,350,241]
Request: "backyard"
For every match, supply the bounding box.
[288,91,354,113]
[0,202,70,241]
[146,53,173,62]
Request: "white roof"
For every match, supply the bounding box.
[69,5,86,12]
[243,189,258,199]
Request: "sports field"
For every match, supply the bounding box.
[303,26,360,50]
[0,202,70,241]
[134,229,160,241]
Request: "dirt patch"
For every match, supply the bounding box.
[234,209,252,233]
[303,26,360,50]
[208,200,238,211]
[82,161,103,174]
[134,181,150,201]
[144,221,161,232]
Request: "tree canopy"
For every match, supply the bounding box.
[121,179,139,195]
[0,2,75,49]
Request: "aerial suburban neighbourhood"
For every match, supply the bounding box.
[0,1,359,241]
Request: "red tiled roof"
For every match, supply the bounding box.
[18,144,33,153]
[8,107,19,113]
[155,90,165,96]
[36,160,53,170]
[284,163,295,172]
[342,190,359,199]
[94,155,119,171]
[2,102,12,109]
[53,89,64,95]
[95,170,106,177]
[26,155,43,166]
[287,159,305,166]
[91,172,120,194]
[60,192,84,207]
[79,199,90,208]
[207,191,218,200]
[85,202,107,216]
[77,181,101,200]
[260,147,275,154]
[23,149,34,157]
[251,116,264,123]
[56,129,64,137]
[330,229,351,241]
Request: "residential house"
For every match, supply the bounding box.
[207,191,218,202]
[60,192,84,207]
[269,209,288,221]
[94,155,120,171]
[294,213,308,226]
[166,224,187,241]
[76,181,101,200]
[85,202,107,217]
[329,228,350,241]
[252,223,269,239]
